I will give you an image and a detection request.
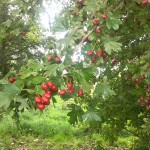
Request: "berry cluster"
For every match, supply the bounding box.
[59,82,83,97]
[87,50,107,63]
[34,81,58,110]
[138,96,150,111]
[92,14,108,26]
[132,75,145,83]
[93,15,108,34]
[48,55,61,63]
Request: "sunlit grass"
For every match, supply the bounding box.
[0,98,136,149]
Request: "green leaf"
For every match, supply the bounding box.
[67,104,84,125]
[0,92,13,109]
[27,59,43,71]
[71,69,93,92]
[106,15,122,30]
[83,66,97,79]
[52,15,69,32]
[3,20,12,28]
[141,118,150,135]
[128,64,137,72]
[11,9,20,16]
[82,111,101,123]
[0,79,9,84]
[20,69,37,79]
[15,96,30,110]
[0,83,21,109]
[34,85,44,95]
[88,32,97,41]
[52,96,58,107]
[22,89,35,94]
[95,82,116,98]
[103,39,122,55]
[44,64,64,77]
[57,27,79,49]
[84,0,103,13]
[29,76,44,85]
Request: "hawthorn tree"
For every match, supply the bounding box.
[0,0,44,78]
[0,0,150,148]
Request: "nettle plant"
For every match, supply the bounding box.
[0,0,150,145]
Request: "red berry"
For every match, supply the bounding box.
[97,50,102,57]
[59,89,67,96]
[47,81,54,89]
[112,59,119,65]
[9,77,16,83]
[22,32,26,36]
[138,99,141,103]
[44,100,50,105]
[48,55,53,62]
[147,88,150,93]
[138,98,146,105]
[146,106,150,111]
[44,92,52,99]
[51,85,58,93]
[96,27,102,33]
[41,96,50,105]
[87,51,94,56]
[93,19,100,25]
[133,78,139,82]
[41,83,48,90]
[102,14,108,19]
[67,82,73,89]
[45,90,52,94]
[68,87,75,94]
[78,88,83,96]
[34,97,42,103]
[146,97,150,101]
[37,103,45,110]
[103,51,107,59]
[141,0,148,5]
[55,57,61,63]
[144,99,149,105]
[141,75,145,79]
[147,17,150,22]
[140,97,144,101]
[76,1,84,9]
[91,57,97,63]
[70,12,77,16]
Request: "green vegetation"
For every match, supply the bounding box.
[0,0,150,149]
[0,98,138,150]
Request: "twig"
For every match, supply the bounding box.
[74,27,96,51]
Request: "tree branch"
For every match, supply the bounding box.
[74,27,96,51]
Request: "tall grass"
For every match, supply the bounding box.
[0,97,136,149]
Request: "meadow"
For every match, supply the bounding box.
[0,97,137,150]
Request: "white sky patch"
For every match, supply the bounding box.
[40,0,64,31]
[39,0,82,62]
[40,0,70,40]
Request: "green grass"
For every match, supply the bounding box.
[0,97,136,149]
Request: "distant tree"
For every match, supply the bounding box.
[0,0,150,148]
[0,0,44,78]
